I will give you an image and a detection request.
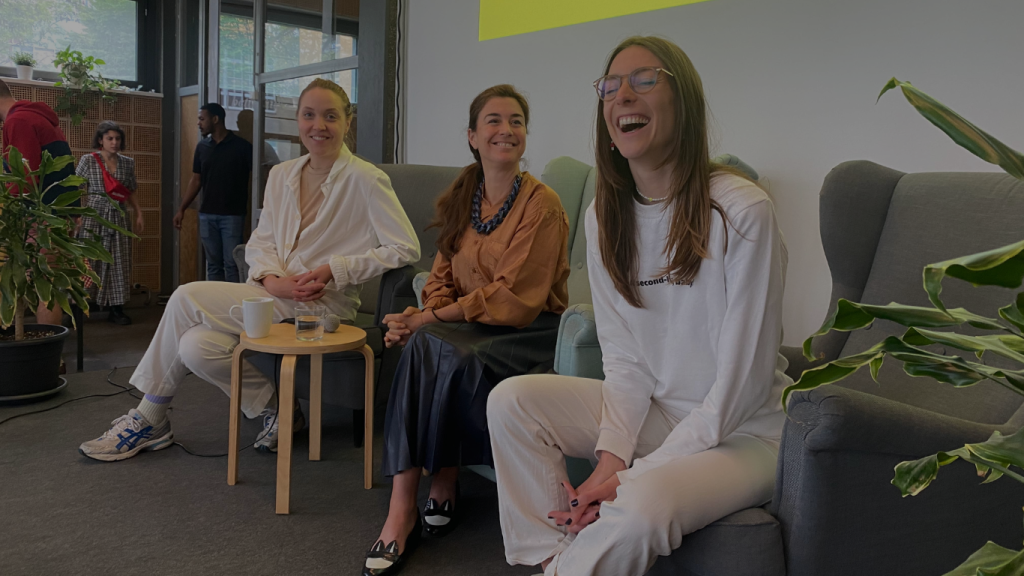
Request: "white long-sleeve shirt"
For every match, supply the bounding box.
[588,173,790,483]
[246,145,421,322]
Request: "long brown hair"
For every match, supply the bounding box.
[430,84,530,259]
[595,36,742,308]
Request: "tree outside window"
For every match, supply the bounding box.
[0,0,138,82]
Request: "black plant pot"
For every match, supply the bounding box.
[0,324,70,402]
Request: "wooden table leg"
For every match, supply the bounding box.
[227,344,247,486]
[361,344,375,490]
[309,353,323,461]
[276,354,297,514]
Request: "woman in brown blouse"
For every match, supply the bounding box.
[363,85,570,576]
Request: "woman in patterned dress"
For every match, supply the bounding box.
[76,120,144,325]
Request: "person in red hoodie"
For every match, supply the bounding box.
[0,78,79,328]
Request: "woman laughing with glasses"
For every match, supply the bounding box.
[488,36,790,576]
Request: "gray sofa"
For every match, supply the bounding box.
[558,159,1024,575]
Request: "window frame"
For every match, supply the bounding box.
[0,0,154,89]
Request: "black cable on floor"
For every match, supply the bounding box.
[0,367,135,427]
[0,367,280,460]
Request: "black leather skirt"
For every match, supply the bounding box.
[381,312,561,477]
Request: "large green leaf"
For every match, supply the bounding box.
[46,182,86,206]
[903,328,1024,365]
[0,263,14,328]
[6,146,26,180]
[92,215,137,239]
[786,336,1024,410]
[879,77,1024,180]
[1000,293,1024,333]
[803,299,1003,360]
[52,290,72,318]
[34,275,53,308]
[893,427,1024,497]
[944,542,1024,576]
[924,239,1024,313]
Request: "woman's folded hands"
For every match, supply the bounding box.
[383,306,427,348]
[549,452,626,534]
[262,265,332,302]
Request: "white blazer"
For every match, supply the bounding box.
[245,145,420,321]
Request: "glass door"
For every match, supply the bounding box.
[176,0,206,285]
[213,0,360,227]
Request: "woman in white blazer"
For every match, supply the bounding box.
[79,79,420,462]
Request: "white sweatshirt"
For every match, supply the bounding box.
[246,145,421,322]
[587,174,790,483]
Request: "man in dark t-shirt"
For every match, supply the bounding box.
[173,102,253,282]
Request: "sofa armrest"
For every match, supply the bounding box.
[412,271,429,309]
[780,345,823,383]
[554,304,604,380]
[774,385,1024,576]
[233,244,249,283]
[375,265,424,327]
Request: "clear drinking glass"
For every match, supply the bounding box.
[294,304,325,341]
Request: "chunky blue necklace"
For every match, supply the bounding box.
[471,174,522,235]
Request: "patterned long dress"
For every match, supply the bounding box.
[75,153,136,307]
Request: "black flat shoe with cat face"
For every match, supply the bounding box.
[363,516,421,576]
[422,482,460,538]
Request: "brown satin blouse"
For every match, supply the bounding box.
[421,172,570,328]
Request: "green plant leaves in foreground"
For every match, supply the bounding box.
[924,239,1024,313]
[879,77,1024,180]
[785,333,1024,411]
[802,299,1004,360]
[893,427,1024,498]
[943,541,1024,576]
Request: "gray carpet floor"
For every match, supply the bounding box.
[2,357,537,575]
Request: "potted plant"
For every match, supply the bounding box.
[51,46,120,125]
[0,146,133,401]
[12,51,36,81]
[786,79,1024,573]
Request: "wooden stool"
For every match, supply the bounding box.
[227,323,375,514]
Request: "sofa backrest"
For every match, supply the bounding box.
[360,163,464,314]
[823,161,1024,423]
[542,157,597,306]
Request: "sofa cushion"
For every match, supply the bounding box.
[840,171,1024,423]
[647,507,785,576]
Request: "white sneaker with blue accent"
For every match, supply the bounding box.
[253,407,306,453]
[79,409,174,462]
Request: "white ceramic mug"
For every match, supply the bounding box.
[229,297,274,338]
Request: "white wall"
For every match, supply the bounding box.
[401,0,1024,344]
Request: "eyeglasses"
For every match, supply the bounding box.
[593,67,675,101]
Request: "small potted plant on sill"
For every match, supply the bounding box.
[0,146,134,401]
[12,52,36,80]
[52,46,120,125]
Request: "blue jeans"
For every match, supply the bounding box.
[199,213,245,282]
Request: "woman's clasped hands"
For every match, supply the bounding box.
[382,306,429,348]
[549,452,627,534]
[263,264,333,302]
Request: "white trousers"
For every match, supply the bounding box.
[487,374,779,576]
[129,281,311,418]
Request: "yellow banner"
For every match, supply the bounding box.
[479,0,715,41]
